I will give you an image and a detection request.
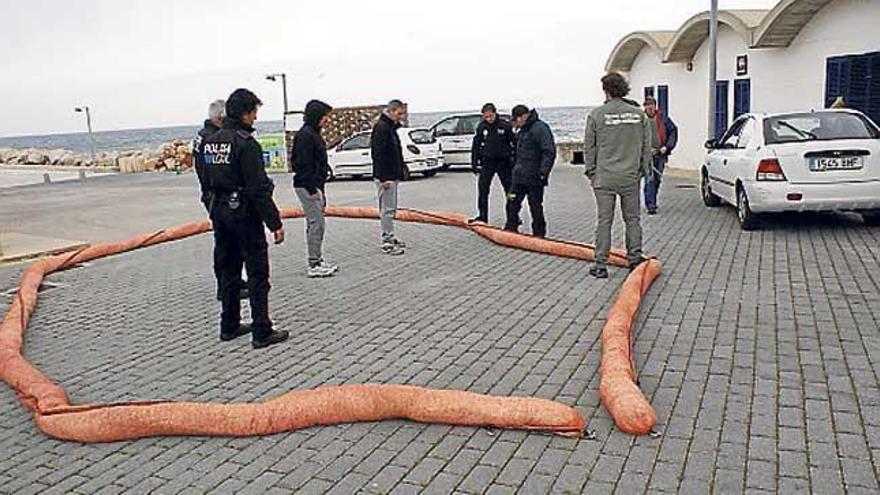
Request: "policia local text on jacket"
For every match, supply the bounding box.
[504,110,556,237]
[583,97,652,267]
[471,117,515,221]
[193,119,221,210]
[200,118,284,344]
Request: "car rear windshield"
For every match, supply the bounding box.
[764,112,880,144]
[409,129,435,145]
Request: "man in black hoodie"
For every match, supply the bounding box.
[292,99,338,278]
[504,105,556,237]
[470,103,515,223]
[371,99,407,255]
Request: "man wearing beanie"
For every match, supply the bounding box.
[292,99,339,278]
[504,105,556,237]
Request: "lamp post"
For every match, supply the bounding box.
[707,0,719,140]
[74,106,96,165]
[265,73,289,169]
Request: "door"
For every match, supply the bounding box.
[329,133,371,174]
[706,116,748,202]
[657,85,669,118]
[715,81,730,140]
[734,79,751,118]
[431,116,466,165]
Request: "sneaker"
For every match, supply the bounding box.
[307,264,335,278]
[317,261,339,274]
[381,242,405,256]
[469,216,488,224]
[252,329,290,349]
[629,256,650,271]
[390,238,407,248]
[220,324,252,342]
[589,266,609,279]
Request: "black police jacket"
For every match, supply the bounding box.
[471,118,515,166]
[371,113,405,182]
[512,111,557,187]
[193,119,221,210]
[201,119,283,232]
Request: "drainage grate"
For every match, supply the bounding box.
[3,282,63,298]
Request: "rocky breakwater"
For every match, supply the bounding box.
[0,140,193,173]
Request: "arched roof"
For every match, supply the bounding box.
[753,0,834,47]
[604,0,838,70]
[664,10,767,63]
[605,31,676,72]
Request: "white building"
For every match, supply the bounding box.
[605,0,880,170]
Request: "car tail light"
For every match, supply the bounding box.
[756,159,786,181]
[406,144,421,155]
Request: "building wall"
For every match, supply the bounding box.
[623,0,880,170]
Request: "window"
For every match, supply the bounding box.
[644,86,655,101]
[715,81,730,140]
[432,117,459,137]
[458,116,482,135]
[763,111,880,145]
[657,85,669,117]
[737,118,756,148]
[719,117,746,148]
[734,79,751,118]
[409,129,435,145]
[340,133,370,151]
[826,51,880,125]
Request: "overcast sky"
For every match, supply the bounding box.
[0,0,778,137]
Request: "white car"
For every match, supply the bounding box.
[701,109,880,230]
[327,128,444,180]
[429,113,511,169]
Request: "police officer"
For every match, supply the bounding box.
[470,103,515,223]
[200,88,289,349]
[583,73,652,279]
[193,99,248,301]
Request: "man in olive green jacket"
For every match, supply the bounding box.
[583,72,652,279]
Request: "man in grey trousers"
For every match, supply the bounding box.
[292,99,339,278]
[583,72,652,279]
[371,100,408,255]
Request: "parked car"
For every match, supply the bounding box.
[327,128,444,180]
[701,109,880,230]
[429,112,510,169]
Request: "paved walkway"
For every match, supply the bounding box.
[1,166,879,494]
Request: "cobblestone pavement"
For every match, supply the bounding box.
[1,166,879,494]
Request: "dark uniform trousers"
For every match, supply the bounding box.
[505,184,546,237]
[477,158,512,220]
[212,203,272,335]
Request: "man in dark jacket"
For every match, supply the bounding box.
[200,88,288,349]
[642,96,678,215]
[470,103,515,223]
[504,105,556,237]
[371,99,407,255]
[292,99,338,278]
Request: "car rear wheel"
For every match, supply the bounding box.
[862,210,880,226]
[736,186,760,231]
[701,170,722,207]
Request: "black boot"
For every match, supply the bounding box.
[589,266,609,279]
[220,324,252,342]
[252,329,290,349]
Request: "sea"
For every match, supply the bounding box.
[0,107,590,155]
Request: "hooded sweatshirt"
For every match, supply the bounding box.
[292,100,333,194]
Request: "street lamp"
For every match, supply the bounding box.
[265,73,289,169]
[707,0,719,140]
[74,106,96,165]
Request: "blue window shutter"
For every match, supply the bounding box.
[715,81,729,140]
[867,52,880,125]
[657,85,669,118]
[734,79,751,118]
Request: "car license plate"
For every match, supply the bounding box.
[808,156,863,171]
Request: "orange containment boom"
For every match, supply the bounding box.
[0,207,615,443]
[599,259,663,435]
